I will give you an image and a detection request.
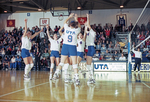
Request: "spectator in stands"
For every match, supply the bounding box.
[94,50,100,58]
[5,48,11,55]
[105,40,109,48]
[99,55,105,60]
[104,50,112,60]
[145,30,149,38]
[41,57,48,68]
[139,31,145,42]
[143,45,149,54]
[35,48,41,70]
[15,55,22,70]
[101,40,106,46]
[96,42,101,50]
[10,56,16,70]
[105,28,110,37]
[119,53,126,61]
[1,48,5,58]
[145,39,150,47]
[107,44,112,53]
[113,51,119,60]
[42,50,49,59]
[16,47,21,56]
[11,47,16,56]
[101,44,106,54]
[109,41,114,48]
[101,35,105,41]
[39,29,46,42]
[114,44,120,53]
[128,23,133,31]
[3,56,10,70]
[54,25,59,33]
[105,36,110,43]
[147,20,150,31]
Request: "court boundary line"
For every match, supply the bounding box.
[141,82,150,89]
[0,81,49,98]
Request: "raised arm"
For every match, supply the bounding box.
[83,26,87,42]
[30,27,43,40]
[64,13,74,24]
[74,14,81,28]
[86,14,91,30]
[46,25,52,39]
[58,26,64,36]
[23,19,27,37]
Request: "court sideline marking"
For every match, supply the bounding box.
[0,81,49,98]
[141,82,150,89]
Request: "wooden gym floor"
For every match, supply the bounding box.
[0,70,150,102]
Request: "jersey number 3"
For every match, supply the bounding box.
[68,35,72,42]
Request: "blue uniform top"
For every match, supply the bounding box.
[16,58,22,62]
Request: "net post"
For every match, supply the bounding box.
[128,34,131,74]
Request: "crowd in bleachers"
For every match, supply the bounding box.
[0,20,150,70]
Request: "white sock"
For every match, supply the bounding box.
[25,64,30,75]
[56,69,61,74]
[74,74,79,79]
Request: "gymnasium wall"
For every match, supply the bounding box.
[0,8,148,31]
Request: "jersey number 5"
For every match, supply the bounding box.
[68,35,72,42]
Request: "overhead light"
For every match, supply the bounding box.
[4,11,7,13]
[38,8,42,11]
[77,6,81,10]
[120,5,124,8]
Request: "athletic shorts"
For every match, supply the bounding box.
[21,48,30,58]
[77,52,84,58]
[50,51,60,58]
[61,44,77,56]
[87,46,95,57]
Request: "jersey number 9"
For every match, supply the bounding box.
[68,35,72,42]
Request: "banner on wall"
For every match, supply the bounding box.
[78,17,87,25]
[7,20,15,27]
[116,14,127,27]
[39,18,50,26]
[94,62,126,71]
[131,62,150,71]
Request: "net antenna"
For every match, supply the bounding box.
[128,0,150,74]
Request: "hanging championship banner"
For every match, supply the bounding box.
[116,14,127,27]
[78,17,87,25]
[7,20,15,27]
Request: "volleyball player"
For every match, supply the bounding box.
[77,31,87,73]
[58,26,73,83]
[46,25,62,80]
[85,14,96,84]
[53,13,81,85]
[132,47,142,74]
[22,19,43,80]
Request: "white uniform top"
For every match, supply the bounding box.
[21,36,32,50]
[49,37,62,51]
[11,58,16,63]
[77,39,85,52]
[132,49,142,59]
[63,23,81,45]
[119,57,126,61]
[86,29,96,46]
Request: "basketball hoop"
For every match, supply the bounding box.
[58,14,64,21]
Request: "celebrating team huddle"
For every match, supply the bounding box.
[21,13,96,85]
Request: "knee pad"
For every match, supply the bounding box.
[25,64,30,69]
[73,64,78,69]
[51,63,54,69]
[59,63,64,67]
[64,63,69,70]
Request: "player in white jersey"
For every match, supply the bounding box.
[132,47,142,74]
[46,25,62,80]
[21,19,43,80]
[53,13,81,85]
[77,32,86,73]
[84,14,96,84]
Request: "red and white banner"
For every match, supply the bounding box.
[7,20,15,27]
[78,17,87,25]
[39,18,50,26]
